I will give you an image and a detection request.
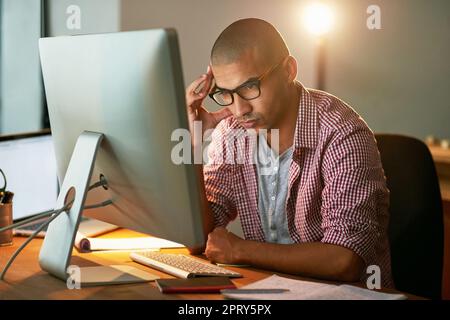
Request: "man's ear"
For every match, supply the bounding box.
[285,56,298,83]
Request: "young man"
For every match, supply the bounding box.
[185,18,392,287]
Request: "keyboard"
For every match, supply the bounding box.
[130,251,242,279]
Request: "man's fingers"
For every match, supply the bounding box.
[202,75,213,97]
[186,65,215,109]
[212,107,233,123]
[186,77,208,112]
[197,71,213,98]
[204,65,214,93]
[187,74,208,95]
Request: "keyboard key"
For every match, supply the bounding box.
[130,251,242,279]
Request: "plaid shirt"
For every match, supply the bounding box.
[203,82,393,287]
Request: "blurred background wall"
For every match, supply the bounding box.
[1,0,449,139]
[0,0,43,133]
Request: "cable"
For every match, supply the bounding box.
[0,198,110,233]
[0,199,113,233]
[0,169,7,204]
[0,179,112,281]
[0,198,113,280]
[0,179,109,233]
[0,208,58,233]
[0,204,68,280]
[88,178,108,190]
[83,199,113,210]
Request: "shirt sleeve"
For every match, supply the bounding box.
[320,125,390,267]
[203,121,238,228]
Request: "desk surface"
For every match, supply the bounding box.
[0,229,419,300]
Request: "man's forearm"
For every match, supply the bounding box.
[235,240,365,282]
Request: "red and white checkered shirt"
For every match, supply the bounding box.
[203,82,393,287]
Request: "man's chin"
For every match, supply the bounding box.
[240,119,258,129]
[244,125,268,133]
[248,126,272,135]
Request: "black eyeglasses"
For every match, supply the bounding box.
[209,58,287,106]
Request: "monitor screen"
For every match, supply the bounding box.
[0,132,58,220]
[38,29,205,248]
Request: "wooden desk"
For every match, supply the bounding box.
[0,229,419,300]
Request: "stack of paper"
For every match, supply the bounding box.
[222,274,407,300]
[74,235,185,252]
[79,265,160,286]
[72,218,184,252]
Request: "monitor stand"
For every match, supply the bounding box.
[38,131,158,286]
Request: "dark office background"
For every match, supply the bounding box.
[0,0,449,139]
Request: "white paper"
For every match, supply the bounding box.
[74,233,185,252]
[79,265,160,286]
[222,274,407,300]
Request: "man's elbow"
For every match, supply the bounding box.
[334,251,365,282]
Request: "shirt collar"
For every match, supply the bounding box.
[293,82,319,153]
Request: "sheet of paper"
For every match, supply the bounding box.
[312,284,407,300]
[74,233,184,252]
[222,274,407,300]
[80,265,160,286]
[77,218,118,237]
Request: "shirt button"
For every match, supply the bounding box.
[272,181,276,186]
[271,196,275,201]
[273,167,278,172]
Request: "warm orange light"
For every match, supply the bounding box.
[303,3,334,36]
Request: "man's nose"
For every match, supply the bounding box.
[232,94,252,119]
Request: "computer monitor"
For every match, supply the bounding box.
[38,29,205,280]
[0,131,58,221]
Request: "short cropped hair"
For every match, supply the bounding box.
[210,18,290,67]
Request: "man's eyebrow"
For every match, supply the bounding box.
[214,77,259,91]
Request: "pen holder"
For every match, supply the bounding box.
[0,203,13,246]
